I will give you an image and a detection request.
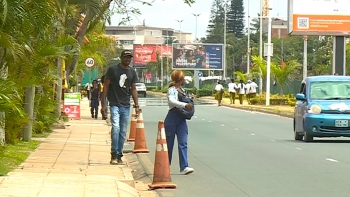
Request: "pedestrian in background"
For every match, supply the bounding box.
[237,79,246,105]
[102,50,140,165]
[90,80,100,119]
[228,79,238,104]
[164,70,194,175]
[214,81,224,106]
[100,75,108,120]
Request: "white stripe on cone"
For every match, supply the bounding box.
[156,143,168,151]
[157,128,166,139]
[136,123,144,128]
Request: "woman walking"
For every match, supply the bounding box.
[164,70,194,175]
[214,81,224,106]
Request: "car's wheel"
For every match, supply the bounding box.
[304,132,313,142]
[294,120,303,141]
[143,93,146,98]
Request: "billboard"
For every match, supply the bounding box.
[133,44,172,68]
[288,0,350,35]
[172,44,223,70]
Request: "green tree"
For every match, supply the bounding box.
[271,60,300,95]
[206,0,225,43]
[227,0,245,38]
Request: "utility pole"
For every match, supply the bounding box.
[303,36,308,80]
[176,20,184,43]
[266,7,272,106]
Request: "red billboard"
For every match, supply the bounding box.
[133,44,172,68]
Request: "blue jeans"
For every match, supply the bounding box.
[110,106,130,158]
[164,109,189,171]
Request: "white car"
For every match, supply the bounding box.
[135,83,147,97]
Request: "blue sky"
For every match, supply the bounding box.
[109,0,288,39]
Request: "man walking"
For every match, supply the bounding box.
[102,50,140,165]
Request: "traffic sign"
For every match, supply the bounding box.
[198,71,203,77]
[85,57,95,68]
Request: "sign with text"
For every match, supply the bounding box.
[64,93,81,120]
[63,105,81,119]
[133,44,172,68]
[64,93,81,106]
[288,0,350,35]
[172,44,223,70]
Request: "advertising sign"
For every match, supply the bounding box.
[64,93,81,119]
[133,44,172,68]
[63,105,81,119]
[172,44,223,70]
[288,0,350,35]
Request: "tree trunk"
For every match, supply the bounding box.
[66,0,113,77]
[280,85,284,96]
[23,85,36,141]
[56,58,63,117]
[0,112,5,146]
[0,65,7,146]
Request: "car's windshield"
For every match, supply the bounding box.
[135,83,144,86]
[310,81,350,100]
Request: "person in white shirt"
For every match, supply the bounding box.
[228,79,237,104]
[237,79,246,105]
[164,70,194,175]
[214,81,224,106]
[248,79,258,99]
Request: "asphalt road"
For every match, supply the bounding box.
[137,97,350,197]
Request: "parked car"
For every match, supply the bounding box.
[135,83,147,97]
[294,75,350,142]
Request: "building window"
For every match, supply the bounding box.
[121,40,134,45]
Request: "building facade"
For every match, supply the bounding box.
[262,18,288,38]
[105,25,193,50]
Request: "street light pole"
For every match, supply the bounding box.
[192,13,200,41]
[247,0,250,74]
[176,20,184,43]
[223,1,227,80]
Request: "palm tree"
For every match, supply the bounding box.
[251,55,267,90]
[271,60,300,95]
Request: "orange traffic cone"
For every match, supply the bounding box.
[132,110,150,153]
[127,107,137,142]
[149,121,176,190]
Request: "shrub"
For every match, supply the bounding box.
[197,89,214,97]
[249,93,295,105]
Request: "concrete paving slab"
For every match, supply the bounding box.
[0,186,41,196]
[0,102,143,197]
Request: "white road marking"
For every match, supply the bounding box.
[208,120,212,122]
[221,124,225,126]
[235,128,239,130]
[270,139,276,142]
[326,158,338,163]
[194,116,197,118]
[202,119,205,121]
[296,147,302,151]
[251,133,256,136]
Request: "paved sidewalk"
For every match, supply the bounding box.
[0,99,139,197]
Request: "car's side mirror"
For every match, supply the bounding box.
[296,93,306,100]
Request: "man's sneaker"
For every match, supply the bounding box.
[180,167,194,175]
[110,158,118,165]
[110,158,125,165]
[117,158,125,165]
